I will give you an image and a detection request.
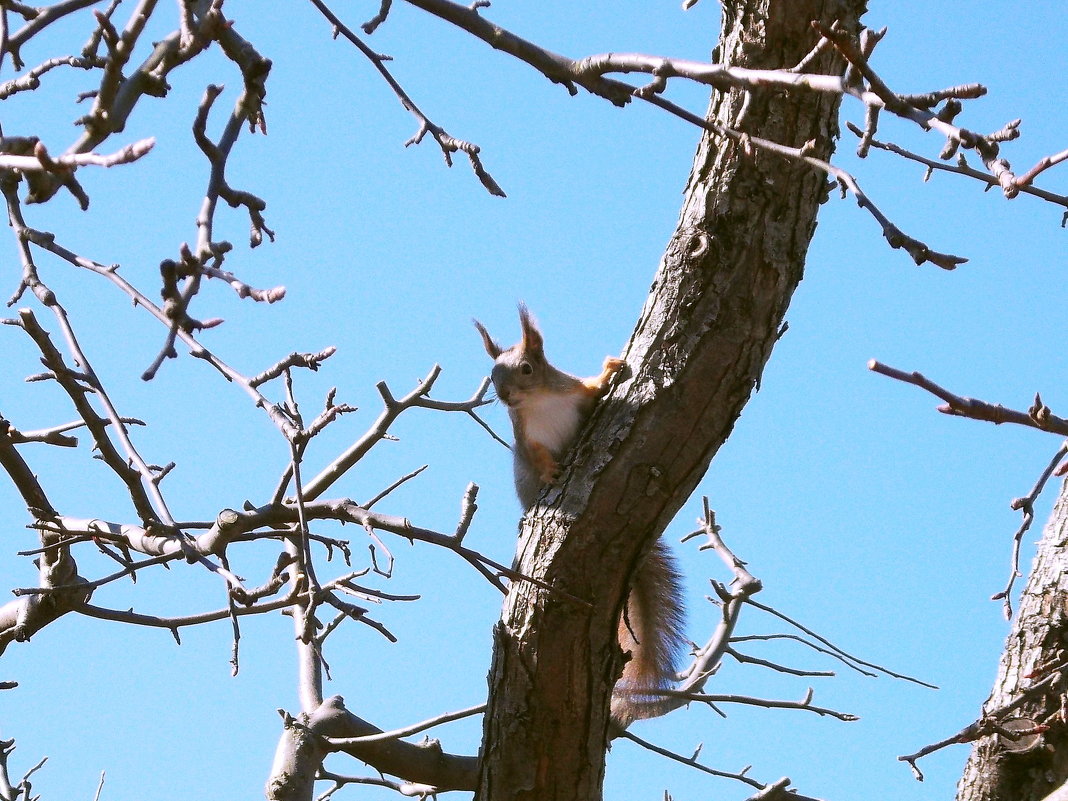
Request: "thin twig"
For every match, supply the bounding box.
[993,442,1068,618]
[363,465,429,509]
[869,360,1068,436]
[746,597,937,689]
[898,671,1062,780]
[621,730,826,801]
[326,703,485,745]
[309,0,505,196]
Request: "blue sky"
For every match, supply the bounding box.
[2,2,1066,799]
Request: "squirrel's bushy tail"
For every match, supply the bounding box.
[611,538,686,725]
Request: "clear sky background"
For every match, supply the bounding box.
[2,2,1066,800]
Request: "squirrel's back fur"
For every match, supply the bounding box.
[475,304,686,726]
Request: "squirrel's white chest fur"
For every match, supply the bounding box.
[513,391,583,456]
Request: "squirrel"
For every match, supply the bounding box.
[474,304,686,725]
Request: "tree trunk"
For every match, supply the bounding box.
[956,481,1068,801]
[475,2,867,800]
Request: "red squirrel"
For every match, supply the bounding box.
[474,304,685,724]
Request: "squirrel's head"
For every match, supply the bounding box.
[473,303,549,407]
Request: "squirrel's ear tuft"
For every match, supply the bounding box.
[473,319,502,359]
[517,302,543,354]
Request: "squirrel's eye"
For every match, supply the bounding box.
[520,361,534,376]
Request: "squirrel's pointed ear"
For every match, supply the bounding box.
[473,319,502,359]
[517,303,543,354]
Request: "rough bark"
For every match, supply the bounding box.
[956,481,1068,801]
[476,2,867,800]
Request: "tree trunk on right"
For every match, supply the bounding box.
[957,480,1068,801]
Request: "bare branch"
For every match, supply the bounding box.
[0,415,59,519]
[725,645,836,678]
[869,360,1068,436]
[637,91,966,269]
[453,481,478,542]
[847,123,1068,213]
[992,442,1068,618]
[814,22,1059,205]
[308,0,505,196]
[192,83,275,253]
[13,551,181,597]
[32,516,251,602]
[77,591,299,632]
[1017,147,1068,189]
[620,730,826,801]
[4,0,102,70]
[401,3,1063,263]
[363,465,430,509]
[362,0,393,34]
[621,502,765,722]
[2,415,145,447]
[730,633,877,678]
[16,228,302,438]
[2,418,76,448]
[467,407,512,450]
[745,597,937,689]
[0,137,154,170]
[683,498,762,594]
[0,54,105,99]
[202,263,286,303]
[325,703,485,746]
[301,367,491,501]
[315,770,436,800]
[660,687,859,721]
[14,307,172,527]
[899,670,1063,780]
[250,348,338,388]
[293,697,479,791]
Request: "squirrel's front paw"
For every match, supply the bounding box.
[603,356,625,374]
[529,443,560,486]
[537,457,561,485]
